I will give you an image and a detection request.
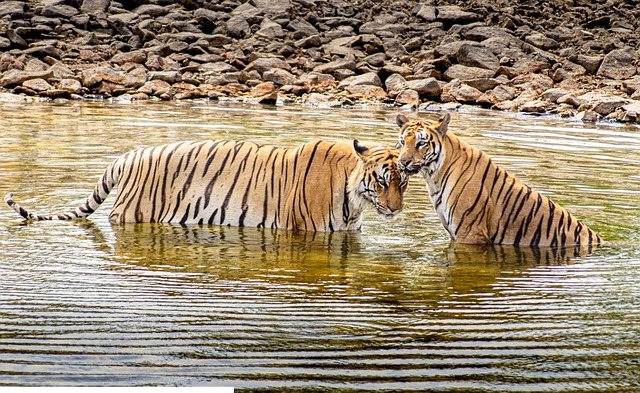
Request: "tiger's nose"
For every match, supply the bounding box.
[398,158,411,170]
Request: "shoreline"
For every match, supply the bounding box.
[1,0,639,124]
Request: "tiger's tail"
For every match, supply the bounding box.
[5,159,122,221]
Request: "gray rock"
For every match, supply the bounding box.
[383,38,409,59]
[385,73,407,96]
[434,40,479,57]
[464,78,500,92]
[133,5,168,17]
[0,1,25,17]
[256,18,285,39]
[246,57,291,74]
[288,17,319,38]
[295,35,322,48]
[42,4,78,18]
[226,15,251,39]
[338,72,382,88]
[199,62,238,74]
[232,3,263,24]
[313,58,356,74]
[436,6,481,24]
[252,0,292,15]
[149,71,182,84]
[81,0,109,14]
[0,37,10,49]
[542,88,569,103]
[415,5,436,22]
[525,33,560,50]
[573,54,602,75]
[263,68,296,85]
[464,26,514,41]
[597,47,638,80]
[456,43,500,71]
[443,64,495,81]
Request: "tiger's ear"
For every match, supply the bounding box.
[437,113,451,136]
[396,114,408,128]
[353,140,370,159]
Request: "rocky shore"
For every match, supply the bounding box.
[1,0,640,123]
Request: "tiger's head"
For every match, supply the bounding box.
[348,141,408,218]
[395,113,451,175]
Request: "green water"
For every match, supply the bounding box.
[1,101,639,391]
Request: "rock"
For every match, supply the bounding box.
[295,35,322,49]
[403,78,442,97]
[313,58,356,74]
[573,54,602,75]
[396,89,420,106]
[436,6,481,24]
[0,69,54,87]
[263,68,296,85]
[42,4,78,18]
[338,72,382,88]
[542,88,569,103]
[520,99,551,113]
[557,94,580,107]
[344,85,387,99]
[0,1,25,17]
[22,78,53,92]
[305,92,343,107]
[576,110,600,122]
[250,81,277,97]
[592,98,630,116]
[199,62,238,74]
[111,50,147,65]
[525,33,560,50]
[288,17,319,38]
[415,5,436,22]
[81,0,110,14]
[597,47,638,79]
[252,0,292,15]
[385,73,407,96]
[456,43,501,71]
[383,38,409,59]
[256,18,285,39]
[443,64,495,81]
[58,79,83,94]
[246,57,291,74]
[226,15,251,38]
[441,79,482,103]
[149,71,182,84]
[464,78,500,92]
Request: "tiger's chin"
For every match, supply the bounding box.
[374,206,402,219]
[399,162,423,176]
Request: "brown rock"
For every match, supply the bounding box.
[246,58,291,74]
[0,69,53,87]
[443,64,495,81]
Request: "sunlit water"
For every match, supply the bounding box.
[1,101,640,391]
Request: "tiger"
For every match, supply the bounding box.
[395,113,602,250]
[5,139,408,232]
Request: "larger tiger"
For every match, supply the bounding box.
[6,139,407,231]
[395,113,601,249]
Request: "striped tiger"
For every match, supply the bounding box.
[395,113,602,249]
[5,139,407,231]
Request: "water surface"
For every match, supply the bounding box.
[1,101,640,391]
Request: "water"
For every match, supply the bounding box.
[1,101,640,391]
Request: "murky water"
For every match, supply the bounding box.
[1,101,640,391]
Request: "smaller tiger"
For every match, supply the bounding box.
[395,113,602,250]
[6,139,407,232]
